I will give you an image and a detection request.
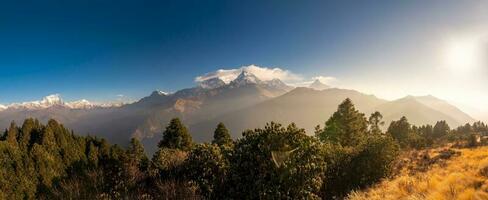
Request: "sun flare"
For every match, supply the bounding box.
[444,37,483,73]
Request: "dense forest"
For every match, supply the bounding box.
[1,98,487,199]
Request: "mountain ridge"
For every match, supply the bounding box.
[0,71,476,152]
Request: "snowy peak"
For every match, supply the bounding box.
[0,94,121,111]
[229,70,263,87]
[263,78,293,91]
[41,94,64,106]
[66,99,95,109]
[309,79,330,90]
[150,90,168,97]
[199,77,226,89]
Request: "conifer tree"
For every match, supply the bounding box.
[387,116,411,147]
[6,122,19,147]
[212,122,232,147]
[127,138,148,169]
[317,98,368,146]
[433,120,450,139]
[158,118,193,151]
[368,111,384,135]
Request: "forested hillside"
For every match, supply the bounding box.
[1,99,486,199]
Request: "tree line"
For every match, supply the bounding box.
[0,98,485,199]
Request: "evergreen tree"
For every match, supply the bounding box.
[368,111,384,135]
[317,98,368,146]
[127,138,148,169]
[212,122,232,147]
[158,118,193,151]
[433,120,450,139]
[20,118,36,150]
[6,122,19,147]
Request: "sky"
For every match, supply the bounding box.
[0,1,487,118]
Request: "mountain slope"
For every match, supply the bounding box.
[413,95,475,124]
[190,87,387,141]
[375,96,465,128]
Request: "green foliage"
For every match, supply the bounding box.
[151,148,188,179]
[433,120,450,139]
[185,143,229,198]
[321,136,399,199]
[317,98,368,146]
[368,111,384,135]
[212,122,233,147]
[158,118,193,151]
[227,122,326,199]
[127,138,149,170]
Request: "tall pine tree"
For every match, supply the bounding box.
[158,118,193,151]
[317,98,368,146]
[212,122,232,147]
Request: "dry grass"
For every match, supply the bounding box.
[348,146,488,200]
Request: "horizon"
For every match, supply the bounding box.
[1,0,487,119]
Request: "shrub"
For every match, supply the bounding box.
[185,143,229,199]
[226,122,326,199]
[321,135,399,199]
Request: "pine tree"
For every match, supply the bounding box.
[158,118,193,151]
[317,98,368,146]
[127,138,148,169]
[6,122,19,147]
[433,120,450,139]
[20,118,36,150]
[368,111,384,135]
[387,116,411,147]
[212,122,232,147]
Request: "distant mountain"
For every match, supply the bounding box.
[132,71,294,141]
[1,94,122,111]
[190,87,387,140]
[309,79,330,90]
[413,95,475,124]
[376,96,475,128]
[0,71,476,154]
[198,77,226,89]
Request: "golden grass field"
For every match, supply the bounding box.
[348,146,488,200]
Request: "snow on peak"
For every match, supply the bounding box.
[66,99,95,109]
[41,94,64,106]
[199,77,226,89]
[231,70,262,86]
[309,79,330,90]
[150,90,169,97]
[3,94,122,111]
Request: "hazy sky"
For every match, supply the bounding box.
[0,1,487,117]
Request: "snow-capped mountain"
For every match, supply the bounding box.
[229,71,263,87]
[0,94,122,111]
[309,79,330,90]
[199,77,226,89]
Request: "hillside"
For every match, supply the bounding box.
[0,71,476,148]
[190,87,387,140]
[348,146,488,200]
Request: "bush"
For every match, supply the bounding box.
[321,135,399,199]
[185,143,229,199]
[226,122,326,199]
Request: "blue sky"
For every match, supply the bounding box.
[1,0,487,117]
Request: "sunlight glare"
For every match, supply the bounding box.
[444,37,482,73]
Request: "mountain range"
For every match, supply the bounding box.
[0,70,476,153]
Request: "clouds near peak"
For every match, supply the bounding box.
[195,65,302,84]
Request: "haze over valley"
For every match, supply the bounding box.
[0,65,476,153]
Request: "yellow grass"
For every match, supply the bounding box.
[348,146,488,200]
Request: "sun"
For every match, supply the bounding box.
[443,37,482,73]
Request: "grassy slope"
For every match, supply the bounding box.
[348,146,488,200]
